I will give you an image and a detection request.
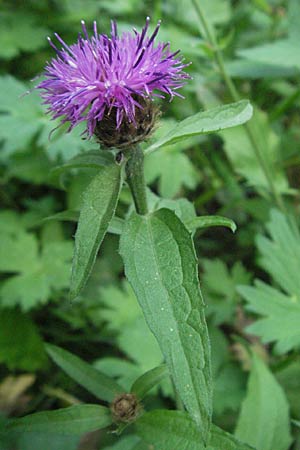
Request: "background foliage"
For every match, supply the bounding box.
[1,0,300,449]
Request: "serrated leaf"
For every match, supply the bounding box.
[257,209,300,297]
[145,100,253,154]
[131,365,169,400]
[70,163,123,299]
[239,281,300,354]
[203,259,251,325]
[238,209,300,353]
[0,76,44,157]
[186,215,236,233]
[5,405,112,435]
[235,354,292,450]
[135,410,254,450]
[0,212,73,310]
[46,344,123,402]
[120,208,212,441]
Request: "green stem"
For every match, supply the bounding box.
[191,0,285,212]
[125,145,148,215]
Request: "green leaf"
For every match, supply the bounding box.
[131,365,169,400]
[5,405,112,435]
[0,11,49,60]
[257,209,300,297]
[235,353,292,450]
[239,281,300,354]
[120,209,212,441]
[0,309,47,371]
[238,210,300,353]
[145,149,199,198]
[226,59,298,79]
[147,191,197,225]
[13,433,80,450]
[44,211,124,235]
[46,344,123,402]
[135,410,254,450]
[0,214,73,310]
[208,425,255,450]
[102,435,141,450]
[221,108,289,192]
[51,150,114,178]
[70,163,123,299]
[203,259,251,325]
[238,40,300,70]
[98,282,164,386]
[145,100,253,154]
[186,215,236,233]
[0,76,44,157]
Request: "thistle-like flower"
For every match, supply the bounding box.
[37,18,190,148]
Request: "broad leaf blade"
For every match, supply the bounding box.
[235,353,292,450]
[6,405,112,435]
[145,100,253,154]
[70,163,123,299]
[187,215,236,233]
[135,410,254,450]
[46,344,123,402]
[131,364,169,400]
[120,208,212,442]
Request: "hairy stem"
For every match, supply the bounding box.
[125,145,148,215]
[192,0,285,212]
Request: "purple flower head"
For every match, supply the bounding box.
[37,18,191,138]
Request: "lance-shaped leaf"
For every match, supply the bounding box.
[135,410,255,450]
[6,405,112,435]
[46,344,123,402]
[70,163,123,299]
[186,215,237,233]
[145,100,253,154]
[120,208,212,442]
[131,364,169,400]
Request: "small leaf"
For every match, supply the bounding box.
[145,100,253,154]
[44,211,124,235]
[135,410,254,450]
[120,209,212,442]
[51,150,114,177]
[235,353,292,450]
[131,365,169,400]
[46,344,123,403]
[186,215,237,233]
[5,404,112,435]
[70,163,123,299]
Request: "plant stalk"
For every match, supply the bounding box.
[125,145,148,215]
[192,0,285,212]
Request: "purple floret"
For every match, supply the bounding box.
[37,18,190,137]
